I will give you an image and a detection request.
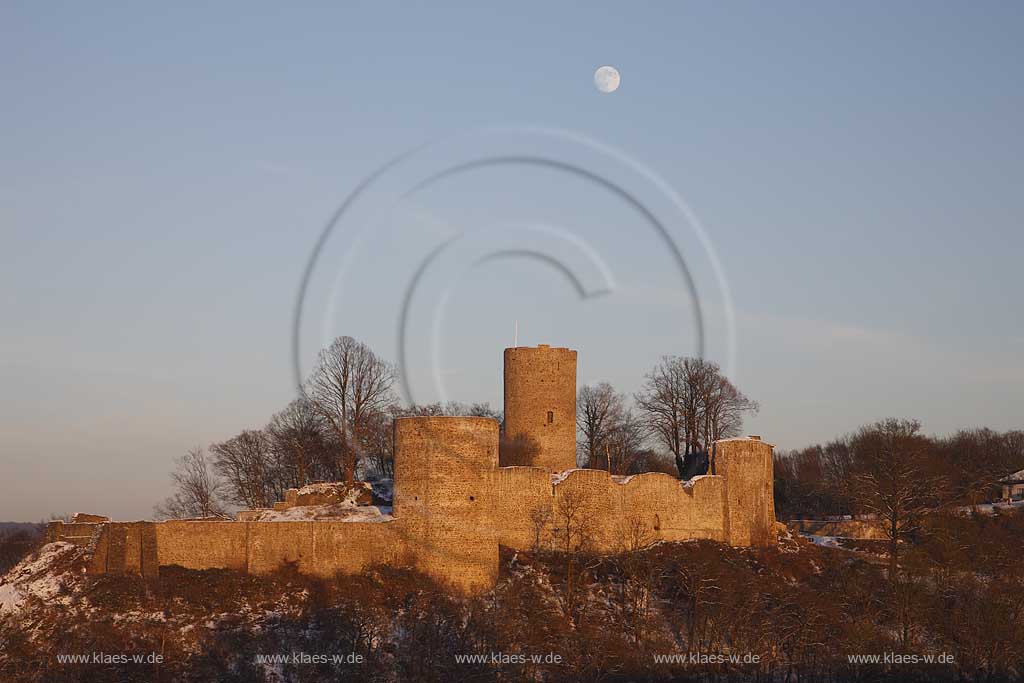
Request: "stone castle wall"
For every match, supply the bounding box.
[47,433,774,594]
[491,467,558,549]
[46,522,103,547]
[619,472,728,543]
[156,521,248,571]
[44,348,778,595]
[491,468,731,553]
[503,345,577,472]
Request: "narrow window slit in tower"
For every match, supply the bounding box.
[547,411,554,424]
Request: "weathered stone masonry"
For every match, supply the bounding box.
[47,344,778,594]
[503,345,577,472]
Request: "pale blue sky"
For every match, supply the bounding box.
[2,2,1022,520]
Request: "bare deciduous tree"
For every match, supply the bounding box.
[613,514,657,646]
[577,382,624,467]
[210,430,281,509]
[941,428,1020,509]
[266,397,330,487]
[605,408,648,475]
[700,374,757,448]
[552,487,596,624]
[154,447,228,519]
[577,383,649,474]
[634,357,695,477]
[304,336,396,484]
[361,403,403,479]
[849,418,948,582]
[635,356,757,479]
[529,505,553,553]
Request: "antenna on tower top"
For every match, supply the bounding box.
[514,320,518,348]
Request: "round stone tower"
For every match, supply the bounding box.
[503,344,577,472]
[393,416,499,593]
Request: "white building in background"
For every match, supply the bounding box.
[1001,469,1024,502]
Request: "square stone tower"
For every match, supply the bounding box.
[503,344,577,472]
[393,416,499,592]
[711,436,777,546]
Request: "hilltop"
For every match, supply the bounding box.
[3,514,1022,682]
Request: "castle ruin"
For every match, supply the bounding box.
[46,344,777,594]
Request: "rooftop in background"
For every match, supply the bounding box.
[1001,469,1024,483]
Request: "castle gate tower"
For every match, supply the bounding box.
[393,416,499,593]
[503,344,577,472]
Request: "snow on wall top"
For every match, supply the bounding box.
[548,468,719,489]
[714,436,776,448]
[246,504,394,523]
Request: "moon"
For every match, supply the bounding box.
[594,65,620,93]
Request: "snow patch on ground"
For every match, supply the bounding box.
[0,542,81,614]
[247,504,394,522]
[958,500,1024,515]
[808,535,843,548]
[295,482,343,496]
[0,583,23,612]
[776,527,805,553]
